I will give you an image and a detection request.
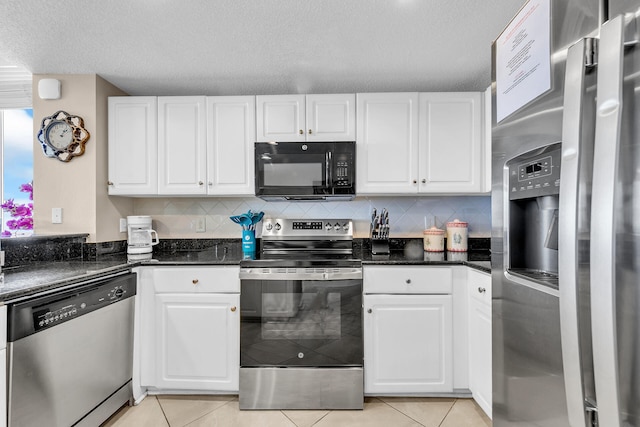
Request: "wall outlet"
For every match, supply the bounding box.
[119,218,127,233]
[195,216,206,233]
[52,207,62,224]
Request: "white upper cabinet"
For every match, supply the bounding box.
[158,96,207,195]
[305,94,356,141]
[108,97,158,195]
[108,95,256,197]
[357,92,487,195]
[418,92,484,193]
[256,94,355,142]
[356,93,420,194]
[206,96,256,195]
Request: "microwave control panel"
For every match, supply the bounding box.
[508,145,561,200]
[333,152,354,188]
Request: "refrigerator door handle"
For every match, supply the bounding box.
[559,37,593,427]
[591,13,637,427]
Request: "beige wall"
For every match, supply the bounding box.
[32,74,133,243]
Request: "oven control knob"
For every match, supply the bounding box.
[265,223,273,231]
[114,288,124,298]
[298,352,304,359]
[274,223,281,231]
[342,222,349,231]
[334,223,341,231]
[325,223,332,231]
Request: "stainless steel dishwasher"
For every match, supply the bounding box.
[6,271,136,427]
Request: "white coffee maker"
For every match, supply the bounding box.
[126,216,159,255]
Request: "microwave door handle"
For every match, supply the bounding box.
[559,37,594,427]
[326,152,332,186]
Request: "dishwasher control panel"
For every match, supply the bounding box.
[7,272,137,340]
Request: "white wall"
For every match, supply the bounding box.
[134,195,491,239]
[32,74,133,242]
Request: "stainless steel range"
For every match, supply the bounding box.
[239,218,363,410]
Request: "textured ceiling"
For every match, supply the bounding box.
[0,0,525,96]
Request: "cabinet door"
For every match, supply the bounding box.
[469,298,492,417]
[206,96,256,195]
[256,95,306,142]
[356,93,419,194]
[468,269,492,417]
[158,96,207,195]
[418,92,484,193]
[305,94,355,141]
[364,294,453,393]
[155,293,239,391]
[108,97,158,195]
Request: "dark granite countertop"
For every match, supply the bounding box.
[0,256,133,302]
[0,238,490,302]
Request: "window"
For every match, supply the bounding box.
[1,109,34,237]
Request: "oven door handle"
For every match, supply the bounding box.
[239,268,362,281]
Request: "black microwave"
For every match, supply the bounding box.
[255,141,356,201]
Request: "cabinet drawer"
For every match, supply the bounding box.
[364,266,452,294]
[153,266,240,293]
[468,268,491,304]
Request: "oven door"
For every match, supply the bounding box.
[240,271,362,368]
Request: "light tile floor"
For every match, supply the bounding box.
[102,395,492,427]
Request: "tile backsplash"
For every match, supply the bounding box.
[133,196,491,239]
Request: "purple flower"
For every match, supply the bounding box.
[2,182,34,236]
[1,199,14,211]
[14,205,31,217]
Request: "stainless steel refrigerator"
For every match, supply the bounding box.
[492,0,640,425]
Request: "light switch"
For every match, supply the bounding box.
[52,207,62,224]
[119,218,127,233]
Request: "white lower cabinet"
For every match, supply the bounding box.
[363,266,454,394]
[155,293,239,390]
[364,294,453,393]
[138,266,240,393]
[467,269,492,418]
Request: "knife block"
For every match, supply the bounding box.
[371,238,390,255]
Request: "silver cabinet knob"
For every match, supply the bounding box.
[412,180,417,184]
[192,279,199,285]
[421,179,426,183]
[406,279,411,284]
[478,287,486,293]
[208,182,213,186]
[367,308,372,314]
[198,181,204,186]
[299,129,304,135]
[107,181,114,186]
[308,129,313,134]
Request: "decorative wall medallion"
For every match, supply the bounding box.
[37,111,90,162]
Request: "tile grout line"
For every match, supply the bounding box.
[377,398,428,427]
[154,396,173,427]
[178,397,237,427]
[437,398,458,427]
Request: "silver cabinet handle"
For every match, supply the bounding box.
[477,287,486,293]
[559,37,595,427]
[308,129,313,134]
[590,14,637,427]
[107,181,114,186]
[421,179,426,184]
[405,279,411,284]
[192,279,199,285]
[198,181,204,186]
[299,129,304,135]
